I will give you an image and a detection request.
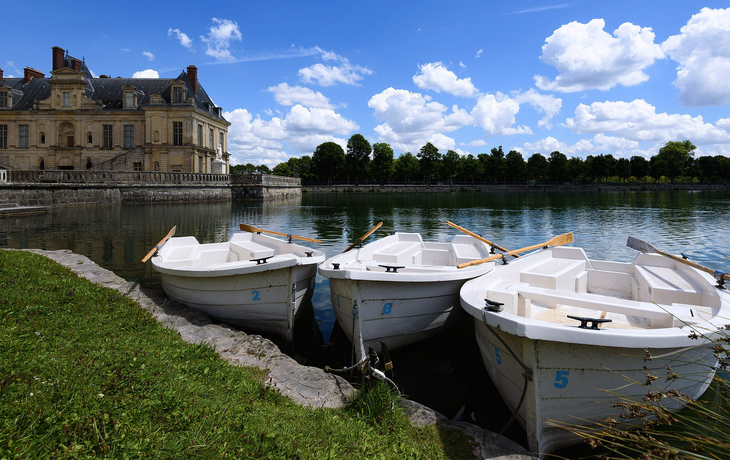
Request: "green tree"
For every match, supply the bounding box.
[312,142,345,184]
[505,150,526,183]
[417,142,441,185]
[370,143,394,185]
[272,163,292,176]
[455,154,483,184]
[489,146,507,183]
[615,158,631,183]
[547,151,569,183]
[441,150,460,184]
[526,153,548,182]
[346,134,372,185]
[394,152,420,184]
[287,155,314,181]
[566,157,585,183]
[630,156,650,180]
[654,140,696,182]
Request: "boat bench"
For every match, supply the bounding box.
[633,265,705,307]
[514,284,706,327]
[373,242,422,264]
[452,243,484,265]
[228,242,276,262]
[519,258,587,291]
[417,248,453,266]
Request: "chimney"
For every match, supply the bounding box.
[0,68,3,80]
[71,58,81,72]
[187,65,197,95]
[52,46,65,71]
[24,67,45,83]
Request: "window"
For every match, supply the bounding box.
[87,132,92,144]
[124,92,134,108]
[172,87,183,103]
[103,125,113,149]
[63,92,71,108]
[197,124,203,147]
[219,131,223,151]
[209,128,214,150]
[172,122,182,146]
[19,125,29,148]
[198,156,203,172]
[40,132,45,144]
[133,162,142,171]
[124,125,134,149]
[0,92,7,108]
[0,125,7,148]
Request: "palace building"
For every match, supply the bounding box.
[0,46,230,174]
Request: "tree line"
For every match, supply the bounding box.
[231,135,730,185]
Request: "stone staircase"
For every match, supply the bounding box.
[0,202,51,217]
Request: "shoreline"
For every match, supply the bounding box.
[302,183,730,193]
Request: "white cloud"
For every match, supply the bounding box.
[143,51,155,61]
[522,134,639,157]
[368,87,472,152]
[662,7,730,107]
[475,49,483,59]
[132,69,159,78]
[513,88,562,128]
[565,99,730,145]
[459,61,466,68]
[464,139,487,147]
[266,83,334,109]
[201,18,242,61]
[168,28,194,50]
[534,18,664,92]
[412,62,478,97]
[471,93,531,135]
[223,104,358,166]
[298,49,372,86]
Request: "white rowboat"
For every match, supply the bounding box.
[460,245,730,456]
[150,231,325,341]
[319,232,496,361]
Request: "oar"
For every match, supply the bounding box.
[627,236,730,283]
[446,221,518,257]
[457,232,574,269]
[239,224,321,243]
[343,222,383,253]
[141,226,176,263]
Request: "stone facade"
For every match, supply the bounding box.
[0,46,230,174]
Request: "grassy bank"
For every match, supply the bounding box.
[0,250,474,459]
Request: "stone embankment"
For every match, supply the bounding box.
[304,183,730,193]
[27,248,535,460]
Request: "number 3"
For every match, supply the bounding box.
[554,370,569,388]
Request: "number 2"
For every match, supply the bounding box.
[554,370,569,388]
[252,290,260,301]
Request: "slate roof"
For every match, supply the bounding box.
[0,64,226,122]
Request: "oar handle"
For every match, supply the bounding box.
[657,249,730,281]
[239,224,321,243]
[457,232,574,269]
[445,221,517,257]
[343,222,383,253]
[141,226,176,263]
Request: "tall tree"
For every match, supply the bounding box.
[441,150,460,184]
[654,140,696,182]
[455,154,483,184]
[566,157,585,183]
[394,152,420,184]
[417,142,441,185]
[505,150,526,183]
[312,142,345,184]
[346,134,372,185]
[287,155,314,181]
[629,156,650,180]
[547,151,569,183]
[526,153,548,182]
[370,143,394,185]
[490,146,507,183]
[615,158,631,183]
[272,163,292,176]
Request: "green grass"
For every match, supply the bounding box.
[0,250,475,459]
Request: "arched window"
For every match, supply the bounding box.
[86,158,93,170]
[40,132,46,144]
[39,159,45,170]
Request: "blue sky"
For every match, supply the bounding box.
[4,1,730,166]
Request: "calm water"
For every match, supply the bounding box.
[3,190,729,452]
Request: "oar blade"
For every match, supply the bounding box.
[626,236,656,254]
[239,223,259,233]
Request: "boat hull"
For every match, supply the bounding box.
[160,263,317,340]
[329,277,466,354]
[474,319,716,456]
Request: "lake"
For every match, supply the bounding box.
[3,190,729,451]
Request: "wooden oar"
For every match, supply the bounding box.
[343,222,383,253]
[445,221,518,257]
[627,236,730,283]
[239,224,321,243]
[457,232,574,269]
[141,226,176,263]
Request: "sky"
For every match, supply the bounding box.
[3,1,730,167]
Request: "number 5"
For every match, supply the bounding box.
[554,370,569,388]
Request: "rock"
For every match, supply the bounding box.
[22,248,535,459]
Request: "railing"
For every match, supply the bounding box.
[7,170,230,184]
[0,169,6,183]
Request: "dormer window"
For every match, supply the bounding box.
[124,92,134,108]
[63,92,71,107]
[0,91,8,108]
[172,86,183,103]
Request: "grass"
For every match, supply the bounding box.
[0,250,476,459]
